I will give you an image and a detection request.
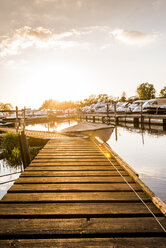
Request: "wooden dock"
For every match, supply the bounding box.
[0,136,166,247]
[80,113,166,127]
[0,126,69,139]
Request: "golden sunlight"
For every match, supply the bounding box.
[21,62,91,108]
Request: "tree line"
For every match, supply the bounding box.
[39,83,166,110]
[0,83,166,111]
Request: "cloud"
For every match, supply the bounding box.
[0,26,158,57]
[35,0,84,6]
[0,26,80,57]
[152,0,165,8]
[6,59,15,65]
[35,0,60,3]
[17,26,52,40]
[111,29,156,45]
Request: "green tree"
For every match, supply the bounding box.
[79,94,114,107]
[0,102,13,110]
[137,83,156,100]
[1,132,21,166]
[119,91,127,102]
[39,99,59,110]
[40,99,77,110]
[159,86,166,98]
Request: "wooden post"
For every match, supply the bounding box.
[115,125,118,141]
[107,103,109,117]
[48,122,50,132]
[19,131,31,168]
[134,117,139,128]
[114,102,117,123]
[114,102,117,116]
[140,104,144,129]
[15,106,19,133]
[114,102,118,124]
[23,107,25,132]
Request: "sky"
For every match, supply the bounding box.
[0,0,166,109]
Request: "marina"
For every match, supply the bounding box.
[1,0,166,246]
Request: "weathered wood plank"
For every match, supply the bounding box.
[0,217,165,237]
[44,144,97,147]
[36,155,106,158]
[0,202,161,216]
[30,162,114,165]
[1,238,166,248]
[38,150,103,153]
[1,192,149,202]
[45,145,94,147]
[42,149,101,152]
[26,166,122,171]
[20,171,128,177]
[1,237,166,248]
[8,183,141,192]
[15,176,134,184]
[32,159,110,162]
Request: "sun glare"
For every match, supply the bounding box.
[21,61,90,108]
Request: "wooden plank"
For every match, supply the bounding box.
[32,159,109,162]
[46,145,96,147]
[26,166,123,171]
[15,176,134,184]
[20,171,128,177]
[1,238,166,248]
[39,151,103,154]
[0,217,165,236]
[30,162,114,166]
[41,146,100,149]
[8,183,142,192]
[45,146,97,148]
[44,145,97,147]
[36,155,106,158]
[45,143,96,145]
[0,202,161,216]
[43,149,101,152]
[1,192,149,202]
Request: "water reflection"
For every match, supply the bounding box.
[118,122,166,136]
[26,119,77,132]
[80,127,114,143]
[0,159,22,199]
[107,125,166,203]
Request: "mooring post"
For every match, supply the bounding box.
[19,131,31,169]
[23,107,26,132]
[140,104,144,129]
[115,125,118,141]
[114,102,118,124]
[15,106,19,133]
[106,103,110,125]
[107,103,109,117]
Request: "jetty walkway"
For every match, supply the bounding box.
[0,135,166,247]
[0,126,68,139]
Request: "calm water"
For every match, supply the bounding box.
[0,120,166,204]
[107,125,166,203]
